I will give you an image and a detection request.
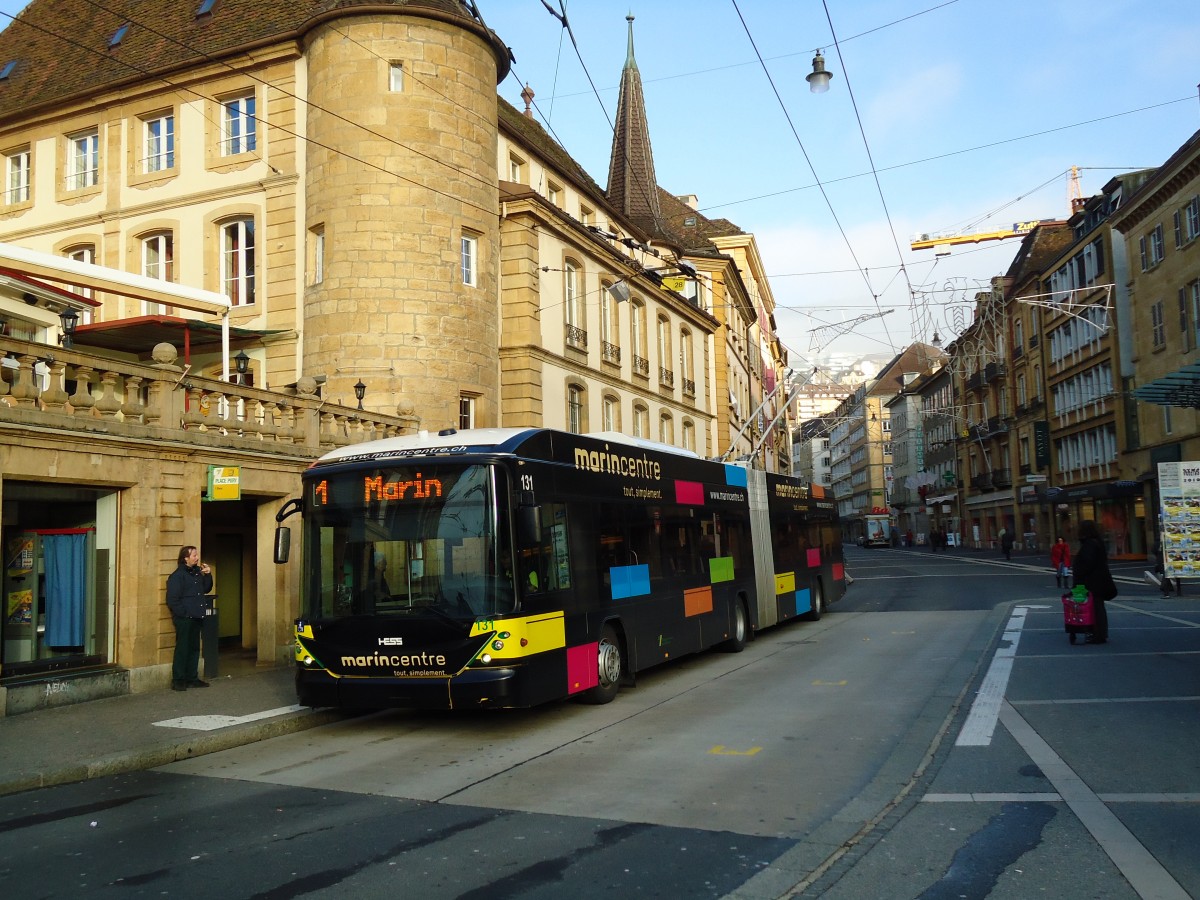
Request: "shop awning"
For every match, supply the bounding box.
[1132,362,1200,408]
[72,315,286,361]
[925,493,957,504]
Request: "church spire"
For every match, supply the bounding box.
[606,13,663,235]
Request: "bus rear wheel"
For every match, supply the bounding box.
[580,624,623,704]
[722,599,748,652]
[804,583,824,621]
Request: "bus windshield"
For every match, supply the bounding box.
[302,463,515,621]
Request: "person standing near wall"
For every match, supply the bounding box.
[166,545,213,690]
[1072,521,1116,645]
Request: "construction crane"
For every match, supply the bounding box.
[910,167,1081,253]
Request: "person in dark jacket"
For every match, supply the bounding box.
[1000,528,1015,561]
[166,545,214,690]
[1071,520,1116,644]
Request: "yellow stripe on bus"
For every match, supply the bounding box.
[469,611,567,659]
[775,572,796,594]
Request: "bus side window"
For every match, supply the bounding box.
[523,503,571,593]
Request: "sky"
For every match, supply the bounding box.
[475,0,1200,370]
[1,0,1197,372]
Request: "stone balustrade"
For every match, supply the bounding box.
[0,337,418,455]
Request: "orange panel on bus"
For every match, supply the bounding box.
[684,585,714,617]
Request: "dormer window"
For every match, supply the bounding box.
[0,61,16,80]
[196,0,217,14]
[109,24,130,49]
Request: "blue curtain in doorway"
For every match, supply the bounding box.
[44,533,87,647]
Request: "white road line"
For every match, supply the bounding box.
[152,705,304,731]
[955,606,1029,746]
[999,701,1192,900]
[1014,695,1200,706]
[923,792,1200,804]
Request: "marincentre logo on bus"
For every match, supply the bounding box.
[341,650,448,675]
[573,444,662,480]
[774,482,808,499]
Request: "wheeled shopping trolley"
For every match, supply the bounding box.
[1062,587,1094,644]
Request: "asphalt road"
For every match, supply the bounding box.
[1,546,1196,899]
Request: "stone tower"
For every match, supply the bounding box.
[303,2,510,427]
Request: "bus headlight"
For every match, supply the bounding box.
[480,653,493,664]
[491,639,505,651]
[302,655,315,666]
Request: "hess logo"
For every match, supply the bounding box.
[378,637,404,646]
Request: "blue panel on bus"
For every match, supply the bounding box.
[610,564,651,600]
[723,465,748,488]
[796,588,812,614]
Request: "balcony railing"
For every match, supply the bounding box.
[966,372,985,391]
[985,361,1007,382]
[971,473,994,491]
[632,355,650,377]
[682,377,696,397]
[601,341,621,364]
[565,324,587,350]
[991,467,1012,488]
[659,367,675,389]
[0,336,413,452]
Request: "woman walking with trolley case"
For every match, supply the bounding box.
[1071,520,1117,644]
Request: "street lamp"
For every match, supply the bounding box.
[234,350,250,385]
[58,308,79,349]
[806,50,833,94]
[353,380,366,410]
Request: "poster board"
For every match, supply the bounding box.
[1157,461,1200,580]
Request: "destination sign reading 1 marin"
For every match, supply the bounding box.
[312,473,445,507]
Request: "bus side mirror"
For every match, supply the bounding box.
[517,504,541,548]
[274,526,291,564]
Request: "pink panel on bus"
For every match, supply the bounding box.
[807,548,821,568]
[567,643,599,694]
[675,480,705,505]
[833,562,845,581]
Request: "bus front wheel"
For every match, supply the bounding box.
[580,624,623,704]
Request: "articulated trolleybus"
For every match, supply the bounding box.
[274,428,845,710]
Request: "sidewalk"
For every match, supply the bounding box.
[0,665,345,797]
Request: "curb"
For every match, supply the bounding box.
[0,706,347,798]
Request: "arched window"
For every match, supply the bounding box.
[141,231,175,314]
[631,300,647,375]
[564,260,586,349]
[64,245,95,303]
[567,383,585,434]
[682,420,696,452]
[633,403,648,438]
[659,413,673,445]
[602,394,620,431]
[680,327,694,396]
[220,217,255,306]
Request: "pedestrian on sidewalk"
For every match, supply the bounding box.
[1072,520,1116,644]
[1050,536,1071,588]
[1001,528,1014,561]
[166,545,213,690]
[1153,538,1174,598]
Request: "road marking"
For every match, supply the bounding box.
[955,605,1029,746]
[1000,701,1192,900]
[1014,695,1200,706]
[811,679,847,686]
[923,792,1200,803]
[709,745,762,756]
[153,705,304,731]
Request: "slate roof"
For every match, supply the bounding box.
[0,0,509,124]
